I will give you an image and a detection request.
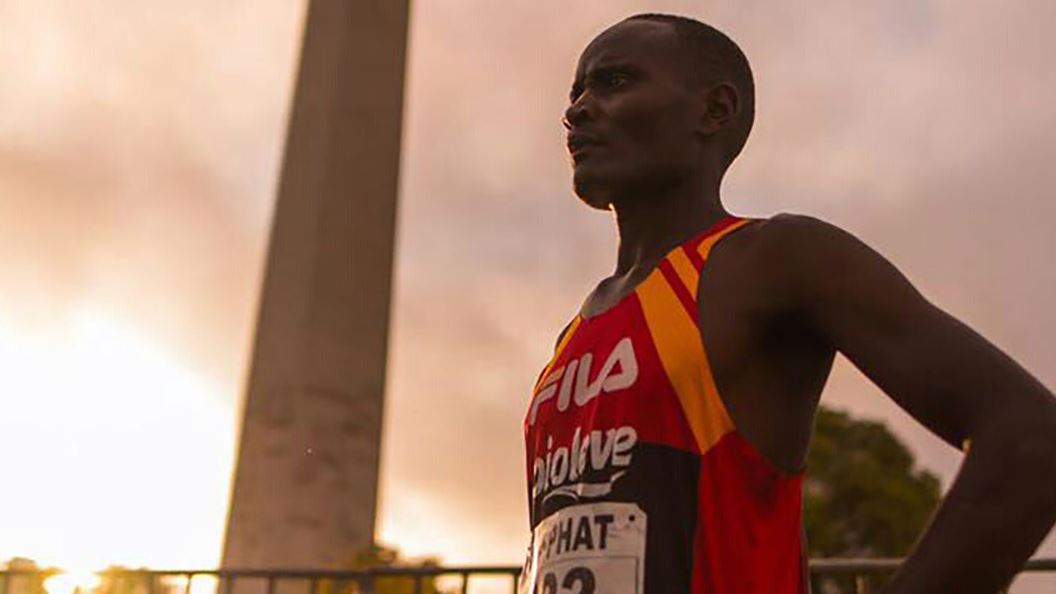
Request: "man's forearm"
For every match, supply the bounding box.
[881,402,1056,593]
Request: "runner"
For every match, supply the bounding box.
[521,13,1056,594]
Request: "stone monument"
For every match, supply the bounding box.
[223,0,409,569]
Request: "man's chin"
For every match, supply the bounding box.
[572,167,616,210]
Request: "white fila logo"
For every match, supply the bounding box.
[528,337,638,426]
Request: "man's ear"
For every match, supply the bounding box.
[697,82,740,136]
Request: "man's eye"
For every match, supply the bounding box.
[607,72,631,87]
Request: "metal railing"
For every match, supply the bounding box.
[808,558,1056,594]
[2,560,1054,594]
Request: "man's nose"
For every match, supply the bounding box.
[563,93,593,129]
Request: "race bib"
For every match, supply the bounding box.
[519,502,646,594]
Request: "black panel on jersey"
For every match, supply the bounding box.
[532,441,701,594]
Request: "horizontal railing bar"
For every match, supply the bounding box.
[1,558,1054,578]
[809,558,902,573]
[0,567,520,578]
[808,558,1056,573]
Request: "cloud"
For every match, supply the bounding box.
[0,0,304,387]
[0,0,304,568]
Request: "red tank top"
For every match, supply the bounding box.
[521,216,807,594]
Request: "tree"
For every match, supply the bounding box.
[3,558,47,594]
[804,406,942,558]
[317,544,448,594]
[95,566,167,594]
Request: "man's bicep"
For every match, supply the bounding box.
[763,215,1021,449]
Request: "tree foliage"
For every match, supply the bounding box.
[2,558,48,594]
[320,544,447,594]
[804,406,942,558]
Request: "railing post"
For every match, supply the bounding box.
[854,574,870,594]
[509,569,520,594]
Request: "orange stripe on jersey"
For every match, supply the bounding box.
[696,217,752,260]
[636,271,734,455]
[533,315,582,393]
[658,259,698,321]
[667,246,700,301]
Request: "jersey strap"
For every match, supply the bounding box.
[634,216,753,455]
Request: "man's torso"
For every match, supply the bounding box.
[580,214,834,473]
[521,215,822,594]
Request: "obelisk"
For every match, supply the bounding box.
[223,0,409,569]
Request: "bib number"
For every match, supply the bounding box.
[538,566,596,594]
[520,503,646,594]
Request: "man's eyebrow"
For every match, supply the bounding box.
[569,79,584,102]
[591,61,639,72]
[569,62,642,101]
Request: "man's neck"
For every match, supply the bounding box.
[611,175,728,276]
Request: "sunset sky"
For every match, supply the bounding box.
[1,0,1054,590]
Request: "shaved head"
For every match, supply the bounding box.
[624,14,755,168]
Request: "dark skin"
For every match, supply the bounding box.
[564,18,1056,593]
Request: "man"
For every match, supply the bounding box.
[520,13,1056,594]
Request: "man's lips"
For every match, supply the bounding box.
[566,132,603,160]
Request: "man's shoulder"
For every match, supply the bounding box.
[718,211,918,325]
[708,212,871,311]
[723,212,853,271]
[743,211,844,245]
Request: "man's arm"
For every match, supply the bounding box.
[757,214,1056,593]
